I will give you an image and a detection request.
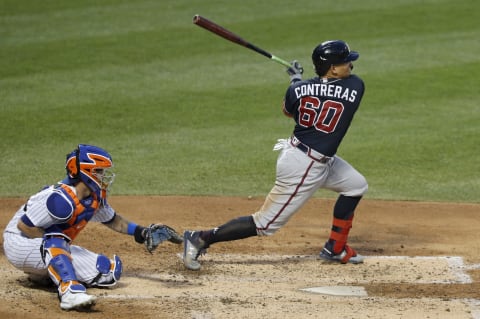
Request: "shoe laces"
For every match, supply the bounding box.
[196,248,208,259]
[190,233,208,259]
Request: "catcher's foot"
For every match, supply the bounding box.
[183,231,207,271]
[319,242,364,264]
[59,281,96,311]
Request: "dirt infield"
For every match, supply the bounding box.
[1,196,480,319]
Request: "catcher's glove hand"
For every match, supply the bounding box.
[144,224,184,253]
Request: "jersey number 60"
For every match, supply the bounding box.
[298,97,344,133]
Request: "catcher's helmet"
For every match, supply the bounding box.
[312,40,359,76]
[64,144,115,199]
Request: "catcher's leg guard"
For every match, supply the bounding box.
[41,236,95,310]
[88,254,122,287]
[41,236,82,287]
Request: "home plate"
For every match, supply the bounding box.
[300,286,367,296]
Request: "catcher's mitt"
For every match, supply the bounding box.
[144,224,184,253]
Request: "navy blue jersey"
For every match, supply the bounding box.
[283,75,365,157]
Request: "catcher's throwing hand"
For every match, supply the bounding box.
[143,224,184,253]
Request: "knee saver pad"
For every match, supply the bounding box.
[42,236,71,254]
[91,254,122,287]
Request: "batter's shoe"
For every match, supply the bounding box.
[59,281,96,311]
[319,242,364,264]
[183,231,207,271]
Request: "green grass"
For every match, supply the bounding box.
[1,0,478,202]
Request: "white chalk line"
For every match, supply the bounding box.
[300,286,368,297]
[102,294,156,300]
[179,253,476,284]
[366,255,473,283]
[102,255,480,318]
[465,299,480,319]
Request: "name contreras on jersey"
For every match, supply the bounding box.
[294,84,358,102]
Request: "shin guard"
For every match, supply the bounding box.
[328,216,353,254]
[41,236,82,291]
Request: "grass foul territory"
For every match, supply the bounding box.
[0,0,478,202]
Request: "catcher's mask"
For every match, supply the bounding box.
[312,40,359,76]
[64,144,115,199]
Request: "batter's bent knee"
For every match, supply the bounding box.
[350,182,368,197]
[89,254,122,287]
[341,175,368,197]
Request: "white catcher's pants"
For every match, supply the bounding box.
[3,227,104,283]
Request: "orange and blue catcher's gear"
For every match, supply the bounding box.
[44,184,99,241]
[63,144,115,200]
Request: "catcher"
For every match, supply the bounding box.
[2,144,183,311]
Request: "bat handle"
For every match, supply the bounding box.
[271,55,292,68]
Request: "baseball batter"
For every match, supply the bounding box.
[3,144,183,311]
[183,40,368,270]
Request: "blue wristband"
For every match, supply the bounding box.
[127,222,138,235]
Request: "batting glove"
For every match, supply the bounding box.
[286,60,303,82]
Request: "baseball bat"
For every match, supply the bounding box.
[193,15,291,68]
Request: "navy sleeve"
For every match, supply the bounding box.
[20,214,35,226]
[283,85,297,115]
